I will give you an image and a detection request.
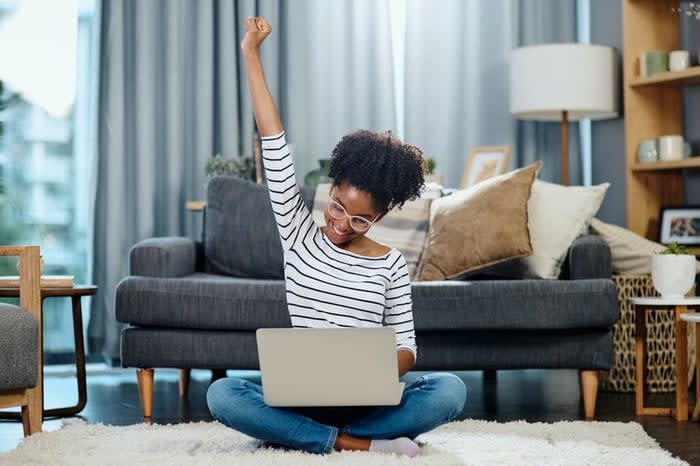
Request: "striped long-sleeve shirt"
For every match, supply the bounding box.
[261,132,417,358]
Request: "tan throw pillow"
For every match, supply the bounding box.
[590,217,700,274]
[312,184,432,279]
[417,161,541,281]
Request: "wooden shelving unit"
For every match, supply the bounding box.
[629,66,700,88]
[631,157,700,172]
[623,0,697,240]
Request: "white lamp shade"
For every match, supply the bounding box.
[510,43,618,121]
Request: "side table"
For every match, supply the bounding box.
[680,311,700,421]
[0,285,97,418]
[631,297,700,421]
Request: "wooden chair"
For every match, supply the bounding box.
[0,246,43,435]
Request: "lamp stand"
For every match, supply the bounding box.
[560,110,569,186]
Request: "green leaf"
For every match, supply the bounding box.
[425,157,436,175]
[661,241,692,255]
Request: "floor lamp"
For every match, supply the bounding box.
[510,44,618,186]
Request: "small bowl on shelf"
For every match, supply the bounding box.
[637,139,658,163]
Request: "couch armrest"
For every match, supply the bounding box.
[565,234,612,280]
[129,237,197,278]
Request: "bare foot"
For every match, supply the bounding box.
[334,432,370,451]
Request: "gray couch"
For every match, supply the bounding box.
[116,176,619,419]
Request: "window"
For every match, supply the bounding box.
[0,0,96,361]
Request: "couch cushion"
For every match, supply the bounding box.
[204,176,315,278]
[494,180,609,279]
[121,327,614,371]
[0,304,38,391]
[121,328,261,370]
[411,278,618,331]
[417,162,540,281]
[116,274,618,333]
[413,330,613,370]
[590,217,700,274]
[115,274,291,330]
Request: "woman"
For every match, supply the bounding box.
[206,16,466,457]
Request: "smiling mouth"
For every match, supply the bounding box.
[330,223,352,238]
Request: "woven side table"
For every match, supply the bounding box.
[631,297,700,421]
[600,275,696,393]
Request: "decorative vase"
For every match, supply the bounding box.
[304,159,332,188]
[651,254,696,298]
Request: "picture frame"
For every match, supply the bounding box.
[658,205,700,246]
[460,146,512,189]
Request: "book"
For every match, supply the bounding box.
[0,275,75,288]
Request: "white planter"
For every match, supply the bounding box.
[651,254,696,298]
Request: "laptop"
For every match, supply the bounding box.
[256,327,405,407]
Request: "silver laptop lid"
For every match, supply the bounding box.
[256,327,404,407]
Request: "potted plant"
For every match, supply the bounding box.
[303,159,332,188]
[651,241,697,298]
[424,157,443,185]
[204,154,256,181]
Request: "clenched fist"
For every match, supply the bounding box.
[241,16,272,53]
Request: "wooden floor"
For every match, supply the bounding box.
[2,367,700,464]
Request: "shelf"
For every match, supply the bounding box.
[622,0,696,239]
[631,157,700,172]
[629,66,700,88]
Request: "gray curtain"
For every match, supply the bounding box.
[404,0,578,188]
[517,0,579,183]
[681,11,700,203]
[90,0,395,361]
[91,0,281,360]
[281,0,396,180]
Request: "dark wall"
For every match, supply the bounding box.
[589,1,700,225]
[589,0,625,225]
[681,13,700,203]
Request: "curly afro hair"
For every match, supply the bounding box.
[327,130,426,213]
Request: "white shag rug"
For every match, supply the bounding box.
[0,418,688,466]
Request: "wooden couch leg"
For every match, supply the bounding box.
[137,368,154,419]
[179,369,191,397]
[579,369,599,419]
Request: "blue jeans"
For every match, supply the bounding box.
[206,372,466,454]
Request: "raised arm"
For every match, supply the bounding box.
[240,17,314,251]
[241,16,282,137]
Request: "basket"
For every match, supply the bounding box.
[600,274,696,393]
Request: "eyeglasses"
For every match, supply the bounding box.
[326,188,380,233]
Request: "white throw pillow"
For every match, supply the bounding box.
[519,180,609,279]
[590,217,700,274]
